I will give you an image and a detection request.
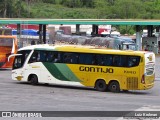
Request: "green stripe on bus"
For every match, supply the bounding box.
[42,63,81,82]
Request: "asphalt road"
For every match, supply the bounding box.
[0,68,160,120]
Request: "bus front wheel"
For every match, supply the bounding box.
[108,81,120,92]
[29,74,38,85]
[95,80,107,92]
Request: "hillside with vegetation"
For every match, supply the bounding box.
[0,0,160,19]
[0,0,159,34]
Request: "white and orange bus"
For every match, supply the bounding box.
[10,44,155,92]
[0,35,18,68]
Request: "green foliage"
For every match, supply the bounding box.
[93,0,110,18]
[0,0,159,19]
[110,0,145,19]
[0,0,160,34]
[115,25,135,35]
[0,0,27,18]
[42,0,56,4]
[60,0,83,8]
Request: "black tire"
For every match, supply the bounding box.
[29,75,38,85]
[95,80,107,92]
[108,81,120,92]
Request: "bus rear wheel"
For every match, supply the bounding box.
[29,74,38,85]
[95,80,107,92]
[108,81,120,93]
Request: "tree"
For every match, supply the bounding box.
[107,0,116,5]
[42,0,56,4]
[142,0,160,19]
[11,0,22,17]
[59,0,82,8]
[0,0,26,18]
[111,0,145,19]
[0,0,9,17]
[93,0,110,18]
[80,0,95,8]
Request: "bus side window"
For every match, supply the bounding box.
[28,51,38,63]
[120,56,127,67]
[113,56,120,66]
[127,56,140,67]
[63,53,72,63]
[46,51,56,62]
[46,52,53,62]
[39,51,47,62]
[16,57,22,68]
[96,55,103,65]
[79,54,93,65]
[105,55,112,66]
[64,55,71,63]
[25,53,29,60]
[54,53,61,63]
[92,55,97,65]
[56,53,61,63]
[96,55,112,66]
[128,57,135,67]
[79,54,85,64]
[84,54,94,65]
[46,51,60,63]
[71,53,79,64]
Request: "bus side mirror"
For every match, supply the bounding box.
[8,55,13,62]
[8,54,22,62]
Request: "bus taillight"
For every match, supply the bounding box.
[141,74,145,84]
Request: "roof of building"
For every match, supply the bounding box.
[0,19,160,25]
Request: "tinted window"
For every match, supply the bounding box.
[27,50,141,67]
[29,50,61,63]
[46,51,60,63]
[96,54,112,66]
[127,56,140,67]
[29,50,47,63]
[112,55,128,67]
[79,54,95,65]
[13,50,31,69]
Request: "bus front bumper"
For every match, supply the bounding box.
[141,83,154,90]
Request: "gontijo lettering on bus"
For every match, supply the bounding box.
[79,66,114,73]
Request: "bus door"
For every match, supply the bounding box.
[10,54,24,81]
[11,50,31,81]
[26,50,42,82]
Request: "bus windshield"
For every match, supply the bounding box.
[13,50,31,70]
[0,36,18,68]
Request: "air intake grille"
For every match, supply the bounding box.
[127,77,138,89]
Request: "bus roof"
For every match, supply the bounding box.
[18,44,150,56]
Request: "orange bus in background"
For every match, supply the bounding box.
[0,35,18,68]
